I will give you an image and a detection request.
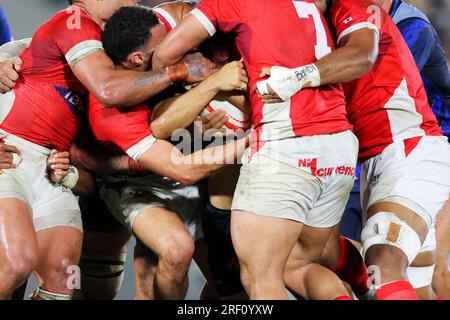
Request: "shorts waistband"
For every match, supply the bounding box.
[0,129,51,157]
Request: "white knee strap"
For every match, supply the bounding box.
[31,287,71,300]
[361,211,422,264]
[407,264,435,289]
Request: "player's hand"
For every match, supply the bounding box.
[194,109,229,134]
[0,57,23,94]
[255,67,284,104]
[182,52,217,84]
[0,133,21,169]
[47,150,70,184]
[210,60,249,92]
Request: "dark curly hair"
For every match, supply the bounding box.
[102,6,160,64]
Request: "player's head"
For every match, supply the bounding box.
[103,6,166,71]
[198,32,239,68]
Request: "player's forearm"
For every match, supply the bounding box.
[72,167,96,196]
[151,76,220,139]
[138,136,249,186]
[71,143,130,175]
[178,136,249,184]
[314,43,378,85]
[93,68,172,108]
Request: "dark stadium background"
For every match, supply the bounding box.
[1,0,449,299]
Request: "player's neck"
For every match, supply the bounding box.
[72,1,107,30]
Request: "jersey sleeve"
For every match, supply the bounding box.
[329,0,380,44]
[89,96,156,161]
[53,8,103,67]
[190,0,243,37]
[397,18,437,71]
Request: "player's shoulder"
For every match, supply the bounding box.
[155,1,195,18]
[44,6,99,32]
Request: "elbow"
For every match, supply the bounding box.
[95,83,126,108]
[172,169,199,186]
[177,172,197,186]
[358,53,376,77]
[150,123,172,141]
[354,46,378,78]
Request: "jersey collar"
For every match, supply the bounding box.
[389,0,402,18]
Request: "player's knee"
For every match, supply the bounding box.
[160,236,195,273]
[361,211,422,267]
[2,250,38,285]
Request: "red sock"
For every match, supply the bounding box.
[334,295,353,300]
[375,281,419,300]
[332,236,370,295]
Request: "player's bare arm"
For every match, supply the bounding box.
[151,60,248,139]
[0,133,21,169]
[256,28,378,102]
[72,50,215,108]
[46,150,95,196]
[137,135,249,186]
[70,139,133,175]
[153,15,211,69]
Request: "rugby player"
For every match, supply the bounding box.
[0,0,215,300]
[45,6,248,299]
[153,0,359,300]
[380,0,450,300]
[259,0,450,300]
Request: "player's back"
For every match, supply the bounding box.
[329,0,442,161]
[0,6,102,151]
[194,0,351,140]
[88,92,152,155]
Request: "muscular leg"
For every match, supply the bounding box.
[134,245,158,300]
[193,239,220,299]
[231,211,302,300]
[77,227,130,300]
[433,196,450,299]
[34,227,83,299]
[0,199,38,299]
[363,202,429,300]
[285,225,350,300]
[133,207,195,300]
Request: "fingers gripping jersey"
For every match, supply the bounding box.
[192,0,351,142]
[88,93,155,161]
[0,6,102,151]
[329,0,442,161]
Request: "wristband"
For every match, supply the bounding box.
[61,165,79,189]
[166,62,189,84]
[128,157,146,173]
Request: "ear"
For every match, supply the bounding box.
[129,51,145,67]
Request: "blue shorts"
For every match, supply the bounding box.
[202,202,244,298]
